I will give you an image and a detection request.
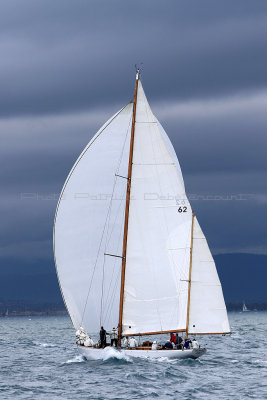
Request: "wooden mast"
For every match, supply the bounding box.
[118,69,140,345]
[185,210,194,338]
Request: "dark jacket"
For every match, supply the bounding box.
[176,335,183,345]
[164,341,173,349]
[100,328,106,340]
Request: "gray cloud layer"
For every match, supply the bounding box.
[1,0,267,116]
[1,0,267,264]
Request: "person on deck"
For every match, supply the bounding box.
[129,337,138,348]
[99,326,107,348]
[152,341,157,350]
[184,338,192,349]
[170,333,176,344]
[192,338,199,349]
[110,327,118,347]
[175,334,183,349]
[163,340,173,349]
[122,337,129,348]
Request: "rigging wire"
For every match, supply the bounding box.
[104,114,132,249]
[103,216,125,325]
[80,105,132,328]
[99,256,106,327]
[80,172,118,327]
[101,205,124,324]
[93,112,132,328]
[104,269,121,327]
[54,105,129,329]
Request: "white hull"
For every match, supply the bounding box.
[77,345,206,360]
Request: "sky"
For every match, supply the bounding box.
[1,0,267,271]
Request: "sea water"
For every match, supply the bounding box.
[0,312,266,399]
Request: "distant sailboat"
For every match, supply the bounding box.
[54,69,231,360]
[242,302,250,312]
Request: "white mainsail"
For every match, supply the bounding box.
[54,73,230,338]
[122,81,192,335]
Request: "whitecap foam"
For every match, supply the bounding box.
[64,355,85,364]
[102,346,131,362]
[33,341,57,348]
[154,356,178,364]
[252,359,267,364]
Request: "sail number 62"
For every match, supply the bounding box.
[178,206,187,213]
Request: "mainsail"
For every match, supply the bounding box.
[54,72,230,338]
[122,81,192,335]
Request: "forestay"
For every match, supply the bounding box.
[54,105,132,334]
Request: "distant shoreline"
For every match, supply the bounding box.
[1,302,267,317]
[0,309,67,317]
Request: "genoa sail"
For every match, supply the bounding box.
[54,105,133,333]
[54,73,230,338]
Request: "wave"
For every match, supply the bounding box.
[33,341,57,348]
[101,347,131,362]
[252,359,267,365]
[150,356,178,364]
[64,355,85,364]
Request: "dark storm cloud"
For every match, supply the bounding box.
[156,91,267,174]
[0,0,267,116]
[2,90,266,191]
[1,92,266,259]
[1,0,267,263]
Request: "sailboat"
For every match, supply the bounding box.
[242,302,250,312]
[53,69,230,360]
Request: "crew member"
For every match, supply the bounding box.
[110,327,118,347]
[176,334,183,349]
[170,333,176,344]
[99,326,107,348]
[122,337,129,348]
[184,338,192,349]
[152,341,157,350]
[129,337,138,348]
[192,338,199,349]
[163,340,173,349]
